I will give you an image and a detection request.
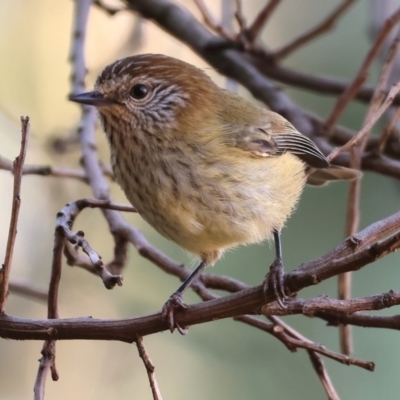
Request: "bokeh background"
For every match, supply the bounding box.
[1,1,400,399]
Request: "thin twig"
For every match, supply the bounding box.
[324,7,400,136]
[268,315,339,399]
[273,0,356,60]
[193,0,236,41]
[308,351,341,400]
[243,0,281,42]
[194,275,372,373]
[33,226,65,399]
[328,81,400,161]
[373,25,400,153]
[9,281,47,302]
[0,154,114,181]
[136,337,163,400]
[221,0,238,92]
[235,315,373,371]
[34,341,56,400]
[0,116,30,313]
[377,106,400,153]
[33,1,94,396]
[339,22,400,356]
[58,199,137,288]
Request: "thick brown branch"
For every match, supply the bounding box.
[2,288,400,342]
[263,291,400,317]
[2,209,400,341]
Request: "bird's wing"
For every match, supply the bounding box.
[272,132,329,168]
[231,126,279,157]
[231,123,329,168]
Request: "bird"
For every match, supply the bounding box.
[69,53,360,333]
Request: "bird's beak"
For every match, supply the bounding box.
[69,91,116,106]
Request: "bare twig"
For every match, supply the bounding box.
[194,0,236,41]
[136,337,163,400]
[33,223,65,398]
[0,155,114,182]
[324,7,400,136]
[308,351,341,400]
[243,0,281,42]
[267,316,340,399]
[0,155,84,181]
[339,23,400,355]
[235,315,373,371]
[263,291,400,317]
[33,1,94,396]
[38,204,69,381]
[328,81,400,161]
[273,0,356,60]
[221,0,238,92]
[0,116,30,313]
[9,281,47,302]
[34,341,57,400]
[373,25,400,153]
[1,201,400,339]
[377,106,400,153]
[3,288,400,341]
[58,199,136,287]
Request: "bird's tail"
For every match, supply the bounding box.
[306,166,362,186]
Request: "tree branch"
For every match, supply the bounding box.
[273,0,356,60]
[136,337,163,400]
[0,117,30,313]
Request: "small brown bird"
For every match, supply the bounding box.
[70,54,359,333]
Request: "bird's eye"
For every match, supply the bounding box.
[129,84,148,100]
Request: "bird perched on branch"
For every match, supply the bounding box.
[70,54,359,333]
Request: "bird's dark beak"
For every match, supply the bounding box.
[69,91,116,106]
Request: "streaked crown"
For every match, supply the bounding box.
[94,54,219,130]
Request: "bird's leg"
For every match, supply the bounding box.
[162,261,207,334]
[263,230,287,308]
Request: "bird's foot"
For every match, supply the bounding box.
[263,258,287,308]
[161,292,189,335]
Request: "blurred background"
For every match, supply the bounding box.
[1,0,400,399]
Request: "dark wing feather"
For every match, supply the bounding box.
[273,133,329,168]
[232,127,279,157]
[231,122,328,168]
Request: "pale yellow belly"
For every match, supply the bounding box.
[120,153,306,261]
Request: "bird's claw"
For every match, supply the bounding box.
[263,258,287,308]
[161,292,189,334]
